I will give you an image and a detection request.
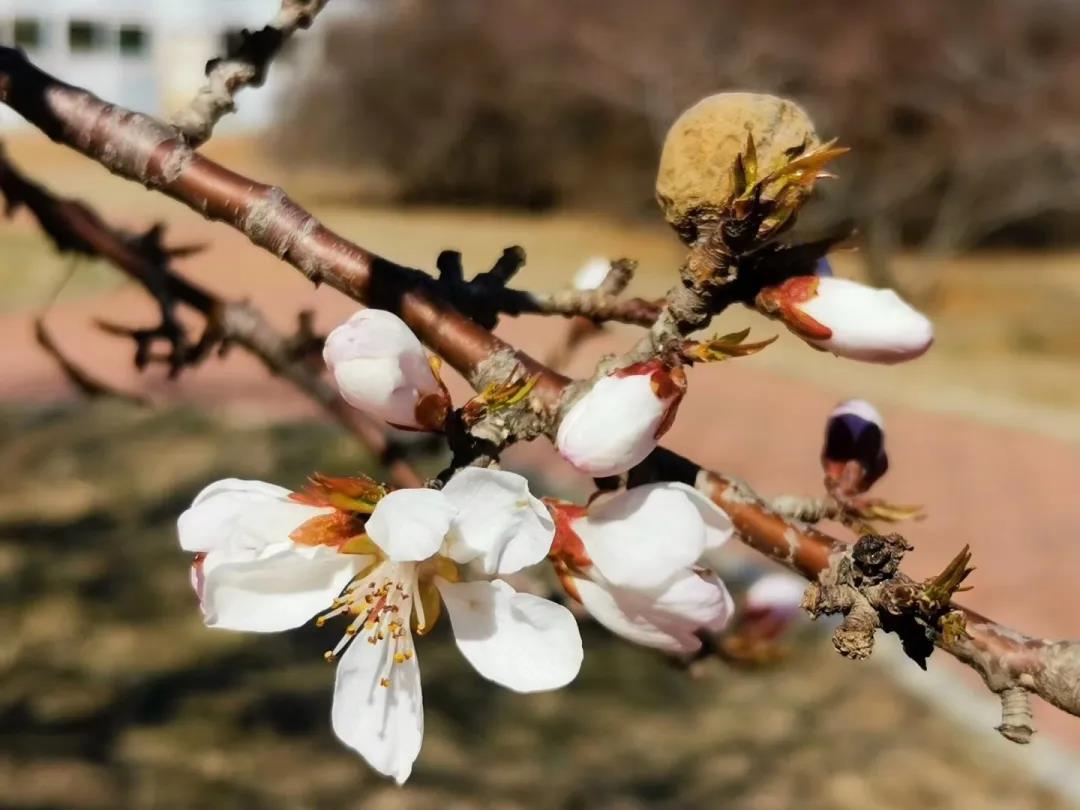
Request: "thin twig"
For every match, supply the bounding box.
[170,0,332,146]
[33,318,151,407]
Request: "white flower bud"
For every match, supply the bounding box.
[323,309,450,431]
[757,276,933,364]
[573,257,611,291]
[744,573,806,618]
[555,360,686,477]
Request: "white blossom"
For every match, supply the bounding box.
[550,483,734,654]
[178,469,580,784]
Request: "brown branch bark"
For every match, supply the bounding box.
[0,47,578,401]
[170,0,332,146]
[690,460,1079,740]
[3,48,1079,740]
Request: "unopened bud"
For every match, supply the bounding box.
[556,360,686,477]
[757,276,933,364]
[323,309,450,431]
[822,399,888,494]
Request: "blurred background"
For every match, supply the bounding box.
[1,0,1080,807]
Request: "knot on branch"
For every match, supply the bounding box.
[803,534,973,668]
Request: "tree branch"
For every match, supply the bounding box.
[0,144,423,488]
[3,49,1078,741]
[170,0,332,146]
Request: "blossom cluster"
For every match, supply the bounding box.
[178,266,927,782]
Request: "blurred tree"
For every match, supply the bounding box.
[274,0,1080,277]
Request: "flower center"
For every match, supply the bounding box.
[316,557,459,685]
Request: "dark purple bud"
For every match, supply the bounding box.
[822,399,888,493]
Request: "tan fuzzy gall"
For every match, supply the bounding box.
[656,93,819,238]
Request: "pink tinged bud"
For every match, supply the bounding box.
[822,399,888,493]
[757,276,933,364]
[744,573,806,619]
[555,361,686,477]
[323,309,450,431]
[735,572,807,644]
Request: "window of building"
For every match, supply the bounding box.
[13,18,43,51]
[118,24,148,57]
[68,20,108,53]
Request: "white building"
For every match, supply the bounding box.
[0,0,375,132]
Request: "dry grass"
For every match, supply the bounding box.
[0,403,1069,810]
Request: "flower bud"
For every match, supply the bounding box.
[756,276,933,364]
[720,572,807,661]
[556,360,686,477]
[744,573,806,624]
[573,256,612,291]
[822,398,888,494]
[323,309,450,431]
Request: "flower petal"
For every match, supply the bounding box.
[440,468,555,574]
[201,545,365,632]
[572,568,734,654]
[669,482,734,552]
[573,256,612,291]
[332,627,424,784]
[366,488,456,562]
[178,478,330,553]
[436,579,582,693]
[574,483,709,590]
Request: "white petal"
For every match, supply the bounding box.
[436,579,582,693]
[574,483,709,590]
[323,309,441,427]
[800,277,933,364]
[366,488,456,562]
[555,373,666,477]
[669,482,734,552]
[332,626,424,784]
[572,568,734,654]
[573,256,611,291]
[202,545,365,632]
[440,468,555,574]
[178,478,330,553]
[745,572,807,615]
